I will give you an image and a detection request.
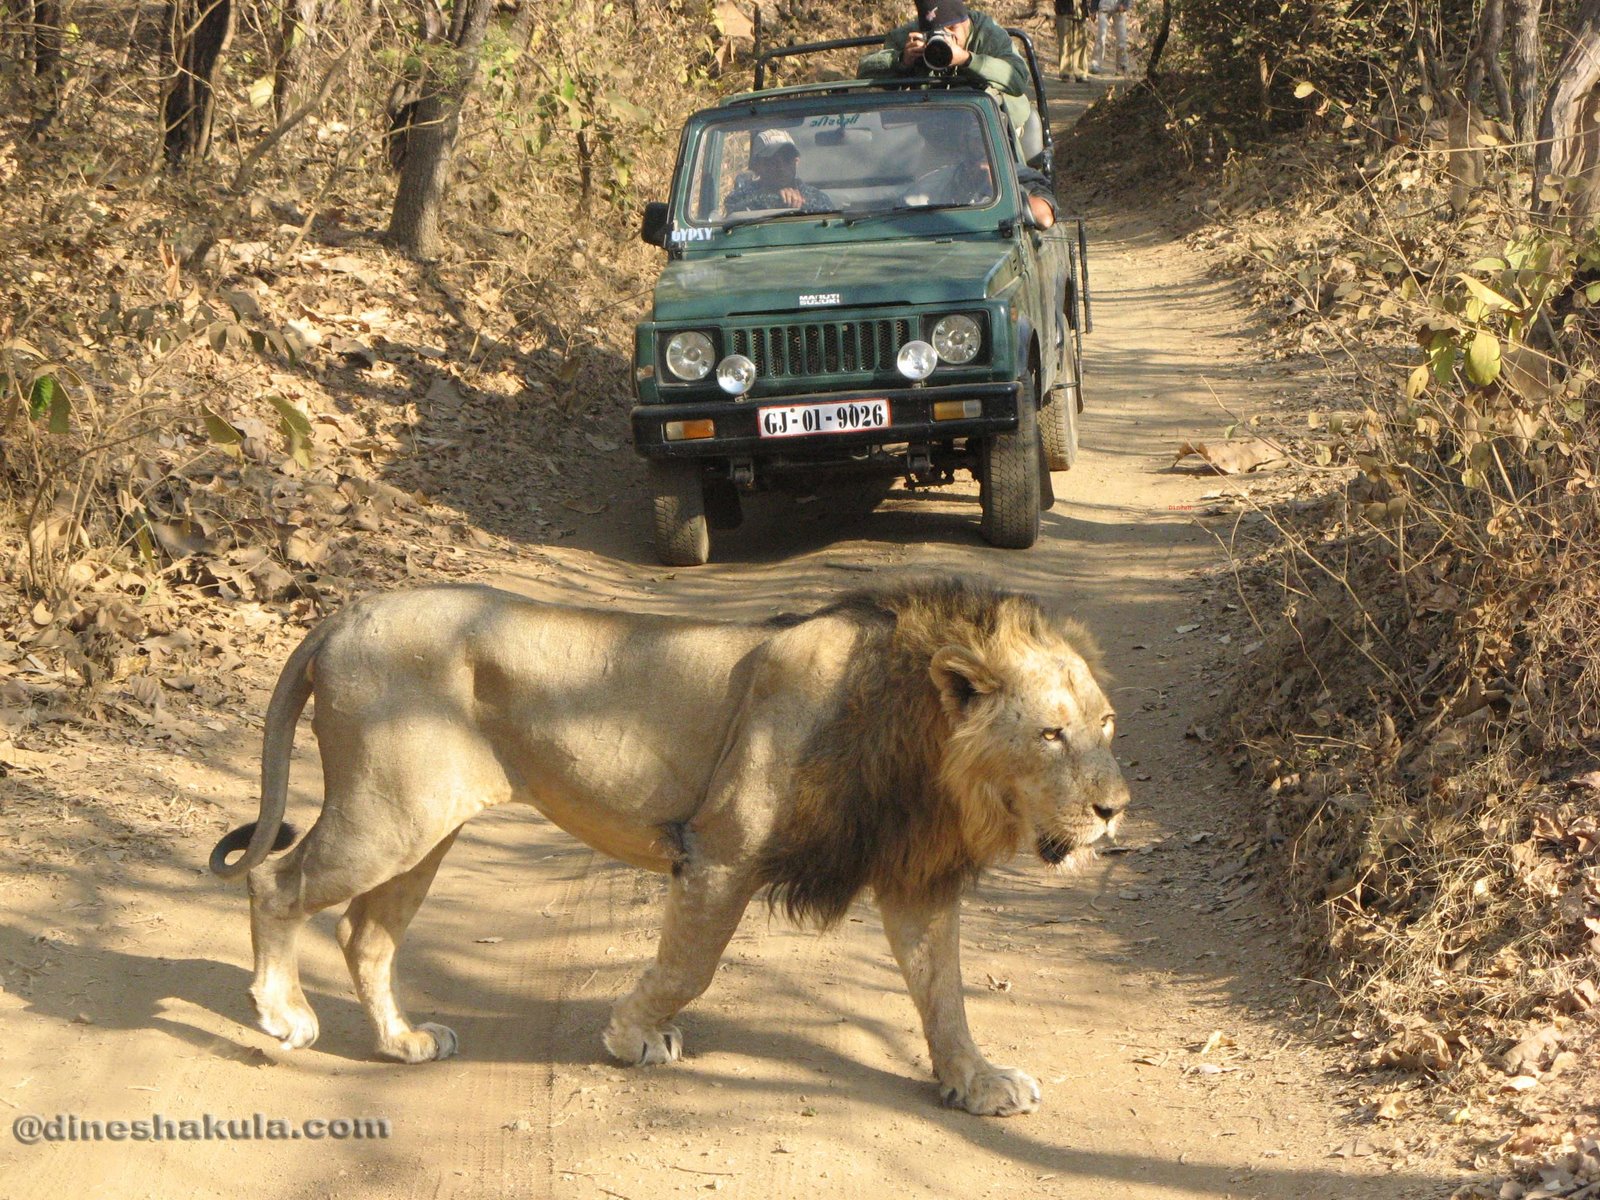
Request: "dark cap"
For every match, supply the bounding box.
[917,0,970,30]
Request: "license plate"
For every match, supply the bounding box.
[758,399,891,439]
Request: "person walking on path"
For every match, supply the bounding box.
[1055,0,1091,82]
[1092,0,1131,76]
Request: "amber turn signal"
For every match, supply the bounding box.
[664,419,716,441]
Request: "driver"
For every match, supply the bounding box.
[725,129,836,215]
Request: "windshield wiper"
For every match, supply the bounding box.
[844,202,977,225]
[720,208,845,232]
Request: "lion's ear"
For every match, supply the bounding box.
[930,645,1001,717]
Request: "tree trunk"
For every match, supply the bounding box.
[1145,0,1172,82]
[1469,0,1515,123]
[162,0,234,164]
[1512,0,1543,155]
[272,0,320,123]
[1257,50,1271,130]
[383,0,443,174]
[509,0,537,51]
[1536,0,1600,226]
[1446,93,1484,214]
[14,0,63,137]
[386,0,495,260]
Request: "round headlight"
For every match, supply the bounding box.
[665,331,715,381]
[896,339,938,381]
[931,314,982,364]
[716,354,756,396]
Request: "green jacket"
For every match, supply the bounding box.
[858,11,1029,97]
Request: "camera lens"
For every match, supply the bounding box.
[923,32,955,70]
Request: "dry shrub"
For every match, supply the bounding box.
[1,0,905,704]
[1207,101,1600,1080]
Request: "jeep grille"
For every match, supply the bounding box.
[731,319,913,378]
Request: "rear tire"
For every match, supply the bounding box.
[648,461,710,566]
[979,376,1043,549]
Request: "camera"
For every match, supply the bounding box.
[922,30,957,71]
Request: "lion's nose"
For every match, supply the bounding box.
[1092,797,1127,821]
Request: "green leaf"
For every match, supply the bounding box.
[268,394,313,467]
[1429,346,1457,384]
[267,393,311,436]
[202,406,244,457]
[1465,330,1502,386]
[1458,274,1515,311]
[1292,81,1315,99]
[134,523,158,573]
[604,91,651,124]
[28,373,56,419]
[48,383,70,434]
[1406,364,1431,399]
[247,76,274,109]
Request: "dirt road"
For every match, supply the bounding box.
[0,79,1467,1200]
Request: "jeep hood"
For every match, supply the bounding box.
[651,240,1019,321]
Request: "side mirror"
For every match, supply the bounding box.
[641,201,669,247]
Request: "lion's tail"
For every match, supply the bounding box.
[208,617,334,879]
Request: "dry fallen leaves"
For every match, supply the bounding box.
[1375,1092,1412,1121]
[1172,437,1289,475]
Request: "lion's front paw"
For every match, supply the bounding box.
[253,992,319,1051]
[602,1019,683,1066]
[940,1067,1040,1116]
[380,1022,458,1064]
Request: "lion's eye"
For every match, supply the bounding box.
[1041,727,1064,743]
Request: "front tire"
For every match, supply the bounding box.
[648,461,710,566]
[979,376,1043,549]
[1041,384,1080,475]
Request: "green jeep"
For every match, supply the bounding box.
[631,32,1090,566]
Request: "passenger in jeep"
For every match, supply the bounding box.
[725,129,836,215]
[908,109,1058,228]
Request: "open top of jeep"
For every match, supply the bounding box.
[631,32,1090,565]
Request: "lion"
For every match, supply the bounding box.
[209,578,1129,1116]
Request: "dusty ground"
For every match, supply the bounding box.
[0,75,1476,1200]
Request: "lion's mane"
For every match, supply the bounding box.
[754,579,1102,927]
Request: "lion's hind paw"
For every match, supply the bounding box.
[941,1067,1040,1117]
[603,1020,683,1067]
[381,1022,459,1064]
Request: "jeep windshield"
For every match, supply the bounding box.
[681,102,999,230]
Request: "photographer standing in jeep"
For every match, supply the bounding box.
[858,1,1035,155]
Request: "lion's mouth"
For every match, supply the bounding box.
[1036,833,1076,865]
